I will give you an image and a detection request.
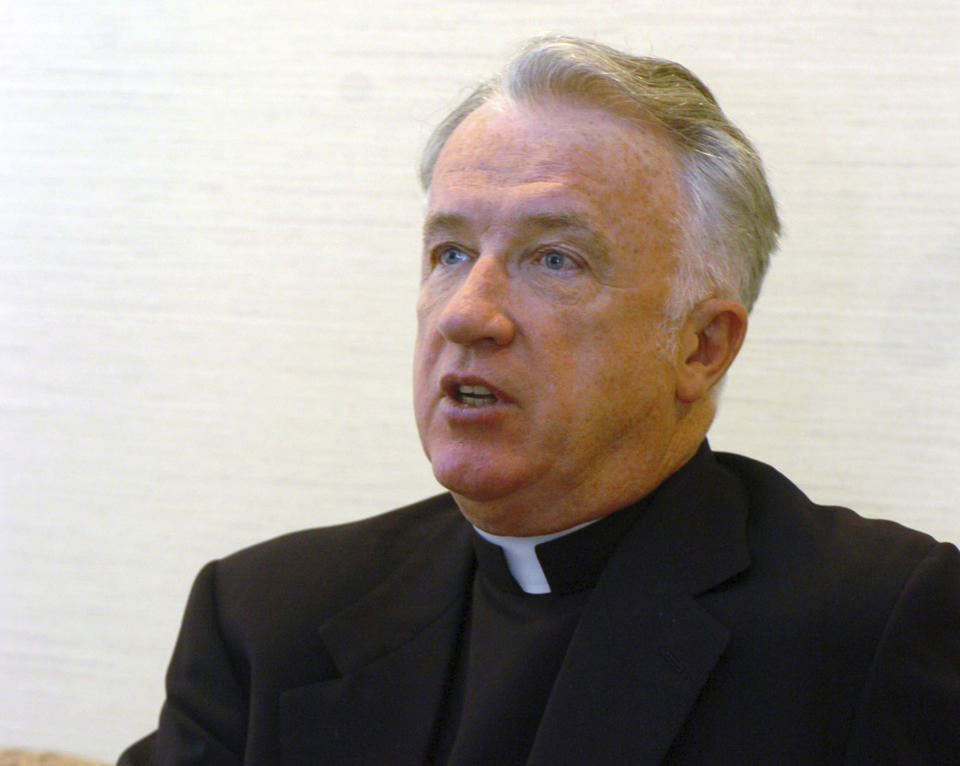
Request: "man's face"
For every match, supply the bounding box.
[413,98,690,534]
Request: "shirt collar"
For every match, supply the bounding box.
[470,497,650,595]
[472,520,598,594]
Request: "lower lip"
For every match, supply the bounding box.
[438,395,511,423]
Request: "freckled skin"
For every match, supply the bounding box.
[414,99,712,535]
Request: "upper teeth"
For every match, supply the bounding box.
[459,385,492,396]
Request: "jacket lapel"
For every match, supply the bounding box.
[528,445,751,765]
[279,507,474,766]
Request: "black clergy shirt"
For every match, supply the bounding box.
[432,499,649,765]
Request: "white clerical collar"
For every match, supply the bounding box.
[472,519,600,594]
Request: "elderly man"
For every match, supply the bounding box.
[121,36,960,765]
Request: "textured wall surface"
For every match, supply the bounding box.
[2,1,958,760]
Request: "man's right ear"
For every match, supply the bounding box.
[674,298,748,403]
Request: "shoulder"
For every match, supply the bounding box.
[711,448,955,628]
[220,492,461,578]
[193,493,465,640]
[715,449,941,553]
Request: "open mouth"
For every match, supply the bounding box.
[455,384,498,406]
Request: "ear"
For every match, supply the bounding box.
[675,298,748,404]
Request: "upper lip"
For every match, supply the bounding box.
[440,373,513,404]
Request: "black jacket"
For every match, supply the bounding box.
[120,445,960,764]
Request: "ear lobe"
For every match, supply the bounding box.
[675,298,748,403]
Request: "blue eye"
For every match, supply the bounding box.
[542,251,568,271]
[438,246,468,266]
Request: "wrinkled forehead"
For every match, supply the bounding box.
[426,98,688,259]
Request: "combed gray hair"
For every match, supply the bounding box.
[419,36,780,320]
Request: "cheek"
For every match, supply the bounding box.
[414,289,432,331]
[415,280,456,337]
[412,321,436,403]
[412,339,436,397]
[414,288,443,348]
[574,320,671,403]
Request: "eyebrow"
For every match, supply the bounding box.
[422,211,615,260]
[422,212,470,241]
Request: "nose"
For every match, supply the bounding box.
[437,255,515,347]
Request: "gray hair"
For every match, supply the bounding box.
[419,36,780,319]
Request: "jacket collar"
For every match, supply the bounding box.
[316,508,473,676]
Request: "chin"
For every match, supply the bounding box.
[429,451,529,504]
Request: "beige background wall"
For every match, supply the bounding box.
[2,1,958,760]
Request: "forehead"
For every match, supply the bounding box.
[426,98,685,255]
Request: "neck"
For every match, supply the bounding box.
[457,428,706,536]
